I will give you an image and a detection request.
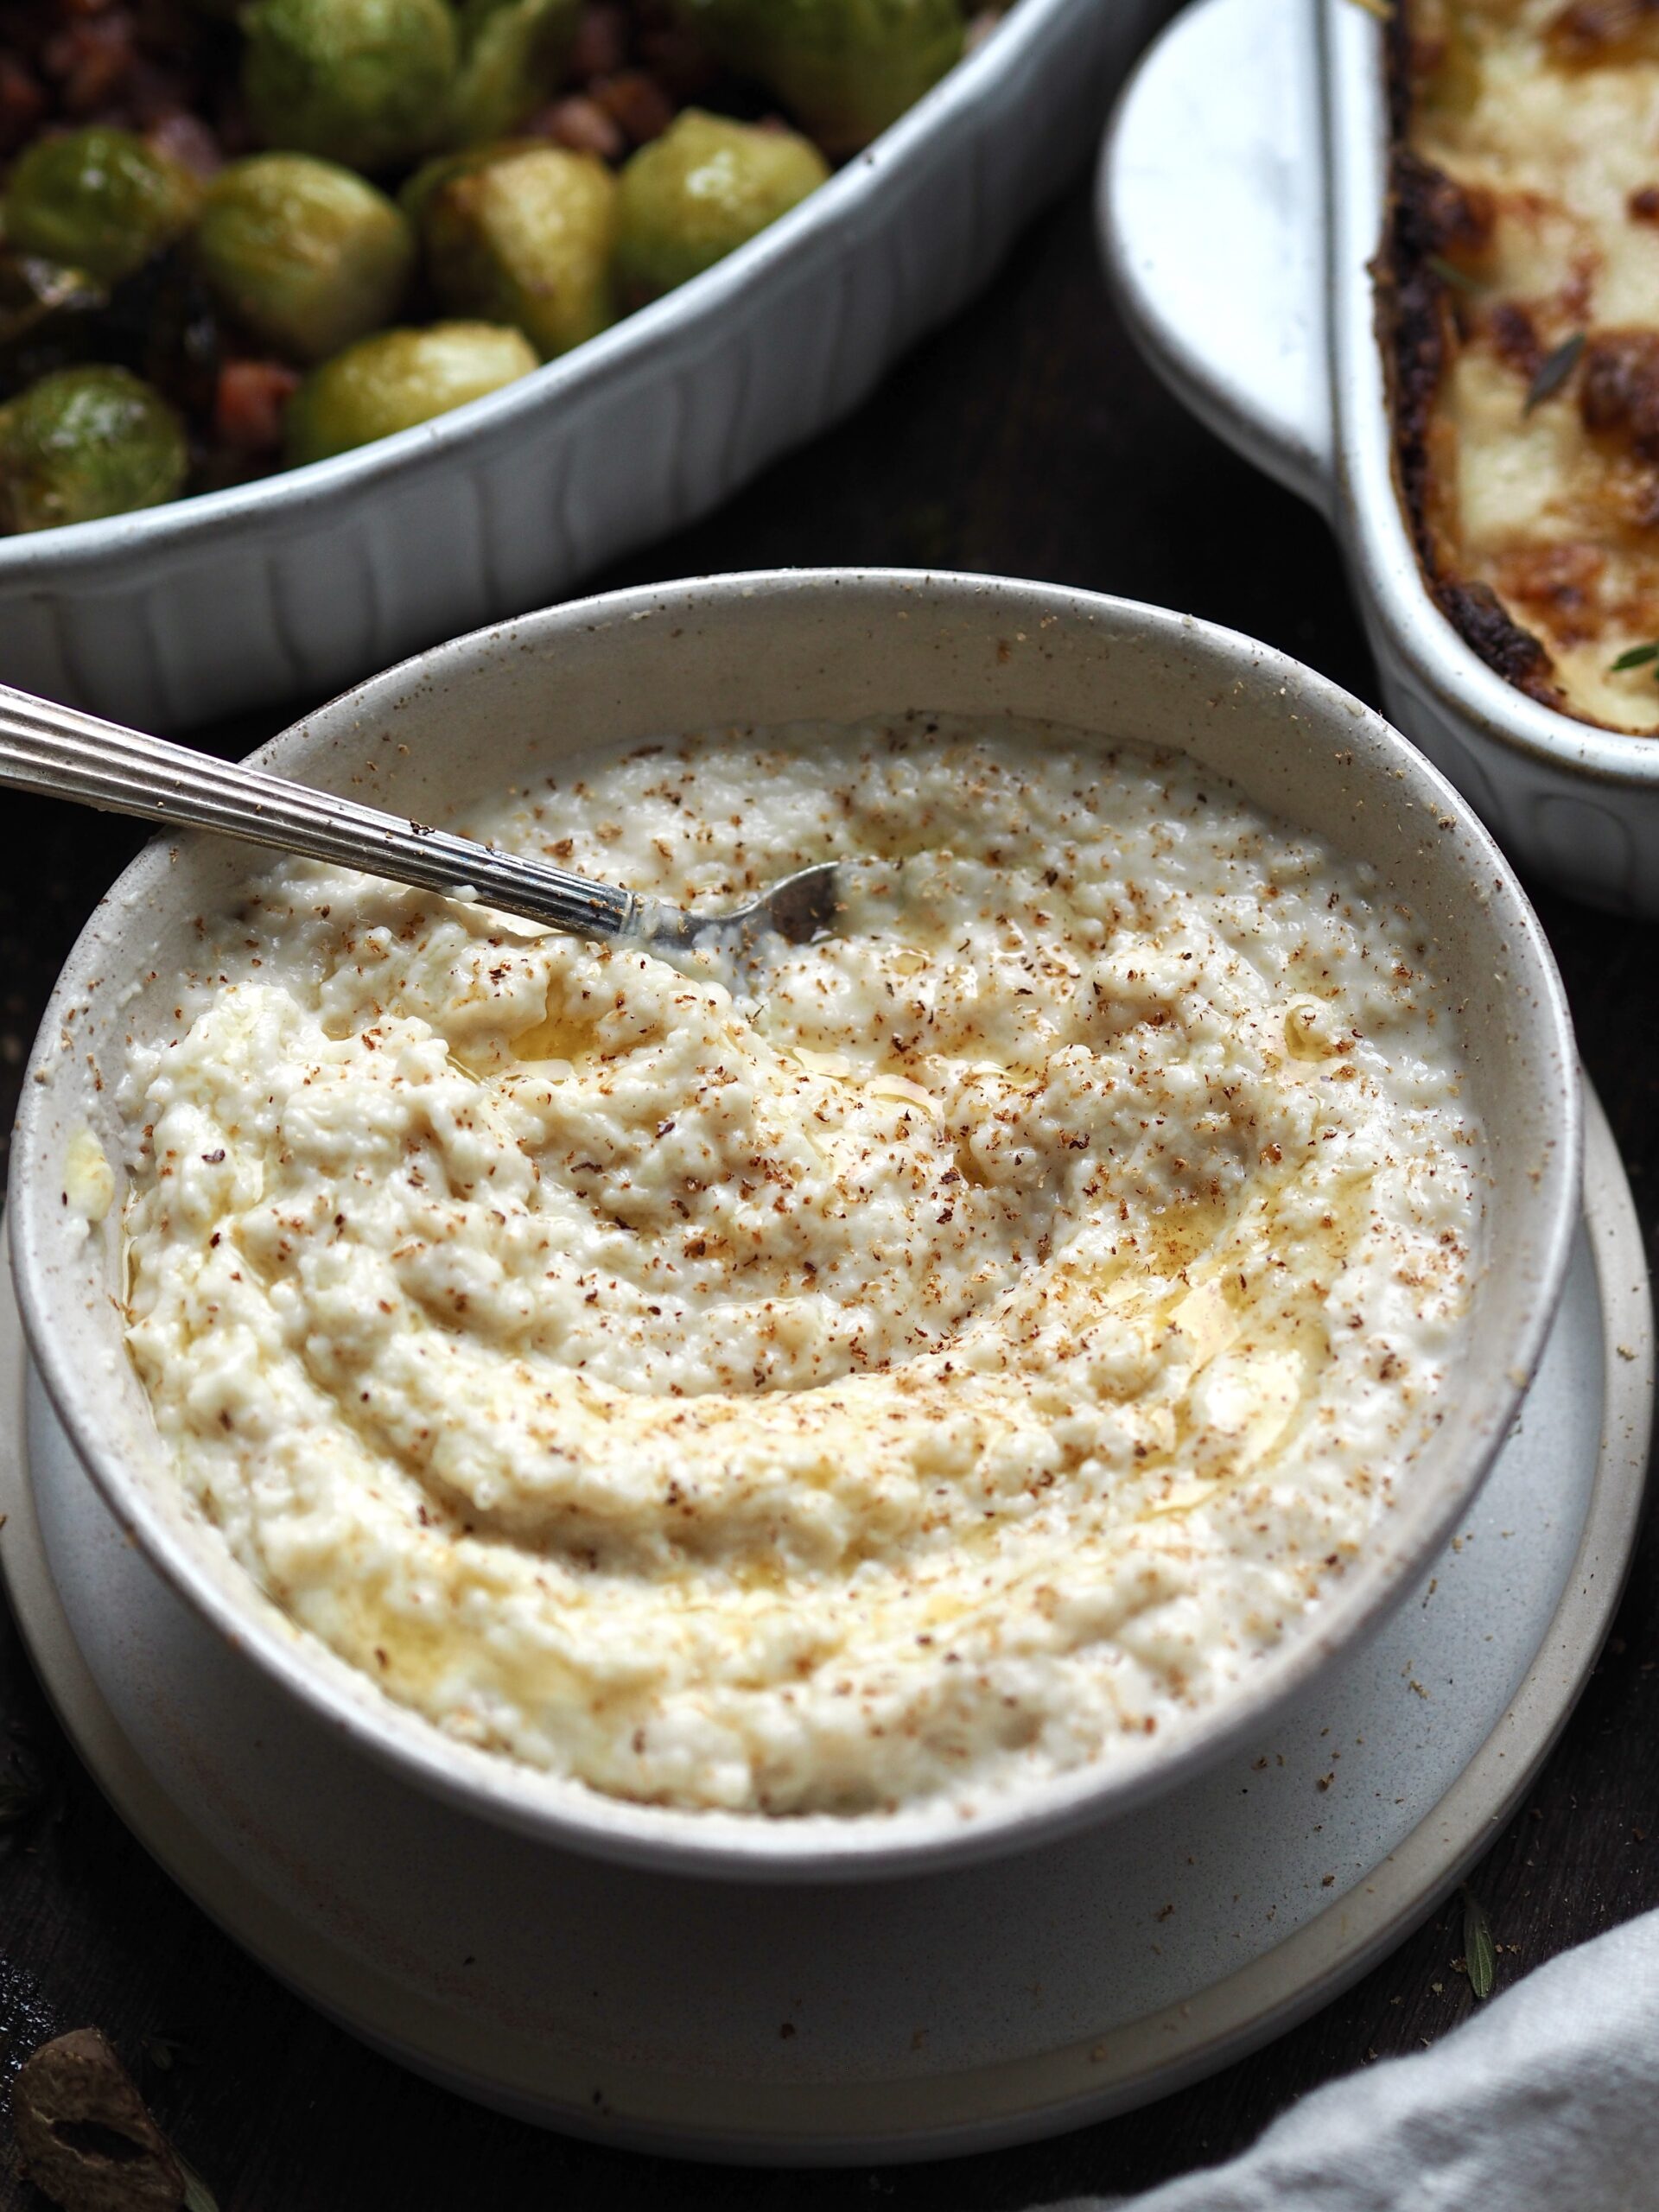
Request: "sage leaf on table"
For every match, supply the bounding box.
[1462,1886,1497,2001]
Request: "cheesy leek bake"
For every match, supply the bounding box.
[1382,0,1659,731]
[119,720,1478,1818]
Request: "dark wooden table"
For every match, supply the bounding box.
[2,167,1656,2212]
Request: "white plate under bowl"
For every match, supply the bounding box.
[0,1082,1648,2164]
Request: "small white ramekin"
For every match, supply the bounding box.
[1101,0,1659,915]
[9,569,1580,1881]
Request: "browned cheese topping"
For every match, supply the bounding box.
[1383,0,1659,728]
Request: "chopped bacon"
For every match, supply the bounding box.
[531,92,626,160]
[214,360,299,455]
[592,69,676,147]
[145,106,220,176]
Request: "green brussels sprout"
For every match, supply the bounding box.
[195,155,415,364]
[397,143,498,232]
[0,366,188,532]
[415,144,615,360]
[673,0,964,155]
[285,320,537,462]
[614,110,828,307]
[242,0,459,174]
[2,128,202,286]
[452,0,582,144]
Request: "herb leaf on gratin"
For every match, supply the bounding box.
[1524,331,1585,414]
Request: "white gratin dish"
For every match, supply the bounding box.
[1100,0,1659,915]
[6,569,1580,1884]
[0,0,1160,733]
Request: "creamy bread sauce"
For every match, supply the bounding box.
[120,720,1478,1817]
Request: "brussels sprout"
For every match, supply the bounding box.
[416,144,615,359]
[195,155,415,363]
[285,320,537,461]
[0,366,188,532]
[674,0,964,155]
[397,143,498,232]
[3,129,203,287]
[242,0,459,174]
[614,111,828,306]
[452,0,582,144]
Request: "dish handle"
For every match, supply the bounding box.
[1096,0,1335,518]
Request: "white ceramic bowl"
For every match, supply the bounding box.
[1099,0,1659,915]
[0,0,1160,733]
[8,569,1581,1883]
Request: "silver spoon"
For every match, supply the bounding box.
[0,682,839,974]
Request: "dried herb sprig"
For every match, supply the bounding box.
[1462,1885,1497,2001]
[1524,331,1586,414]
[1610,640,1659,678]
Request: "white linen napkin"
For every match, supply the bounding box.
[1051,1909,1659,2212]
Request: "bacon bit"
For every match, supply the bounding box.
[532,93,626,160]
[147,108,223,179]
[1630,184,1659,223]
[215,360,300,454]
[592,70,676,146]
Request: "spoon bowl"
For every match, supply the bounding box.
[0,680,842,983]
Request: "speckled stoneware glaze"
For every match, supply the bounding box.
[1100,0,1659,915]
[0,0,1160,731]
[8,569,1581,1882]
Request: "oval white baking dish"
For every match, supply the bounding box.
[1099,0,1659,915]
[0,0,1158,732]
[7,569,1581,1882]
